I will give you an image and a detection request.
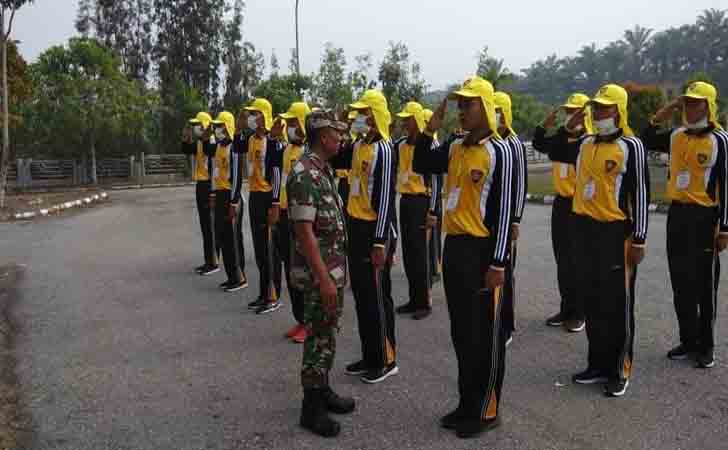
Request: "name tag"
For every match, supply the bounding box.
[350,177,361,197]
[446,188,461,211]
[559,163,568,179]
[676,171,690,191]
[399,171,411,186]
[583,180,596,201]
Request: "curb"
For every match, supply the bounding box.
[525,193,668,214]
[12,192,109,221]
[109,182,196,191]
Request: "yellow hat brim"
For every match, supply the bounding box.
[349,101,370,110]
[279,112,297,119]
[682,93,710,101]
[448,89,480,100]
[591,97,619,106]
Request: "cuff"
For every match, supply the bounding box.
[373,241,386,248]
[631,237,646,247]
[488,264,506,271]
[512,219,521,225]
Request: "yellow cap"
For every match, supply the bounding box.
[396,101,426,132]
[279,102,312,135]
[244,98,273,131]
[350,89,392,141]
[189,112,212,129]
[682,81,722,129]
[212,111,236,140]
[448,76,499,136]
[591,84,634,137]
[494,92,515,135]
[562,93,590,109]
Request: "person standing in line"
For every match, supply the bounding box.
[642,81,728,369]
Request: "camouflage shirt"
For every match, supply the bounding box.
[287,151,348,290]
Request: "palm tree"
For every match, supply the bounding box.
[476,46,515,90]
[622,25,653,80]
[697,8,727,72]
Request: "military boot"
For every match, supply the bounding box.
[300,389,341,437]
[322,386,355,414]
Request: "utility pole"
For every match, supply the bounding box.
[295,0,301,76]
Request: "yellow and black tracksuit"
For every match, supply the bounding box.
[182,139,216,267]
[501,130,528,335]
[345,137,398,371]
[642,124,728,354]
[533,126,583,321]
[203,137,244,284]
[396,136,433,311]
[413,131,513,424]
[278,142,306,323]
[428,144,444,286]
[546,129,650,382]
[234,132,284,302]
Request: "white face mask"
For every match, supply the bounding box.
[593,117,619,136]
[214,127,227,141]
[686,115,709,130]
[351,115,370,135]
[287,126,299,141]
[247,114,259,131]
[192,125,203,138]
[495,112,503,127]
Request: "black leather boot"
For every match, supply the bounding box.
[300,389,341,437]
[322,386,356,414]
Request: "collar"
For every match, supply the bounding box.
[685,123,716,136]
[463,129,494,147]
[309,151,332,174]
[499,128,512,139]
[593,129,624,144]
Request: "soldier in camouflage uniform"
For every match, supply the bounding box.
[287,111,355,438]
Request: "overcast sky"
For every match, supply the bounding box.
[13,0,728,90]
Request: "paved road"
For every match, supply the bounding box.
[1,187,727,450]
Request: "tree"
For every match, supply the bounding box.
[222,0,245,111]
[240,41,265,103]
[476,46,515,90]
[1,0,34,209]
[378,41,427,112]
[270,50,279,77]
[313,42,351,108]
[254,73,312,115]
[349,52,375,99]
[26,38,155,178]
[623,81,664,134]
[622,25,653,80]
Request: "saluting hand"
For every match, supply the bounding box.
[427,99,447,133]
[566,110,586,132]
[542,109,559,129]
[271,119,285,139]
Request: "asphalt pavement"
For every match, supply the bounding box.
[1,187,727,450]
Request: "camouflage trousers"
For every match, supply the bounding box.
[301,287,344,389]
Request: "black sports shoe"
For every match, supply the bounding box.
[546,312,566,327]
[224,281,247,292]
[256,300,281,315]
[361,363,399,384]
[345,360,368,376]
[248,297,266,310]
[565,319,585,332]
[455,418,500,439]
[412,307,432,320]
[194,264,207,274]
[440,407,465,430]
[667,344,694,360]
[603,378,629,397]
[199,265,221,276]
[695,350,715,369]
[572,367,608,384]
[219,280,233,290]
[395,303,418,314]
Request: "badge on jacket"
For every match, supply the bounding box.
[471,169,484,183]
[605,160,617,173]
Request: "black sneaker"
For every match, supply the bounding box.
[546,312,566,327]
[199,265,221,276]
[572,368,608,384]
[565,319,585,333]
[194,264,207,274]
[395,303,418,314]
[440,407,465,430]
[603,378,629,397]
[224,281,247,292]
[219,280,233,290]
[695,350,715,369]
[345,360,368,376]
[667,344,694,360]
[361,363,399,384]
[248,297,266,310]
[256,300,281,315]
[455,417,500,439]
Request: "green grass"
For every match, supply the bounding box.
[528,164,668,203]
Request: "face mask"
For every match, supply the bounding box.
[351,115,370,135]
[192,125,203,138]
[287,126,299,141]
[214,127,227,141]
[495,112,503,127]
[593,117,619,136]
[686,115,709,130]
[247,115,259,131]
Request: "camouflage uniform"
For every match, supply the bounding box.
[287,151,348,389]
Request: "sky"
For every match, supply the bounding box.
[12,0,728,90]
